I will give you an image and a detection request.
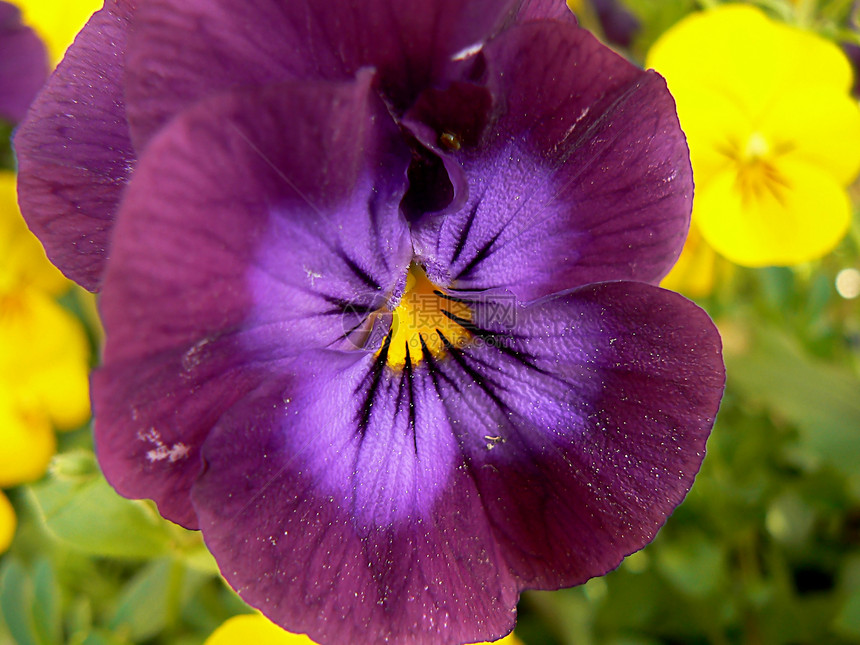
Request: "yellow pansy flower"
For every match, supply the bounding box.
[1,172,91,490]
[648,4,860,268]
[13,0,102,65]
[0,490,16,554]
[204,614,525,645]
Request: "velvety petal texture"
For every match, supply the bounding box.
[14,0,135,291]
[124,0,523,147]
[19,1,724,643]
[412,21,692,301]
[94,75,412,528]
[0,0,48,124]
[192,283,722,644]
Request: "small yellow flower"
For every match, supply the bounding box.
[12,0,102,65]
[203,615,319,645]
[204,614,524,645]
[0,491,16,554]
[648,4,860,268]
[0,387,56,488]
[0,172,91,489]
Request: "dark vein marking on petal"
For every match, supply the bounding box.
[355,329,393,437]
[419,334,461,393]
[432,290,471,304]
[441,309,546,374]
[402,347,418,455]
[451,198,481,263]
[455,230,502,281]
[437,329,511,415]
[338,249,383,291]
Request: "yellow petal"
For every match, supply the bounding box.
[204,615,319,645]
[762,86,860,186]
[664,82,752,182]
[660,224,717,298]
[0,388,55,488]
[694,159,852,267]
[0,172,69,296]
[471,632,525,645]
[30,358,91,431]
[0,289,91,430]
[13,0,102,65]
[647,5,852,122]
[0,491,16,554]
[204,614,525,645]
[647,5,788,119]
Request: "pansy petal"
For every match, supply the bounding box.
[513,0,577,23]
[125,0,523,147]
[451,282,723,587]
[647,5,853,120]
[194,351,517,644]
[0,386,55,488]
[94,76,412,528]
[763,86,860,186]
[15,0,102,65]
[0,171,68,294]
[695,158,852,267]
[0,491,15,554]
[0,1,48,123]
[204,614,317,645]
[412,21,692,300]
[14,0,136,291]
[192,282,722,643]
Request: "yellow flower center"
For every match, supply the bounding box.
[381,264,472,369]
[727,132,791,206]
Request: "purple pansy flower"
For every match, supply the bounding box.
[15,0,725,643]
[0,0,48,124]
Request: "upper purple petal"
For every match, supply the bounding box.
[191,281,723,643]
[93,74,411,528]
[0,1,48,123]
[512,0,578,24]
[124,0,526,148]
[411,21,692,301]
[14,0,135,291]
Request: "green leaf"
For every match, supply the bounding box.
[834,589,860,639]
[27,451,173,560]
[724,322,860,477]
[108,558,200,642]
[0,559,39,645]
[31,560,61,645]
[656,533,726,597]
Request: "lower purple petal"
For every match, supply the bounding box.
[189,281,723,642]
[194,352,519,644]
